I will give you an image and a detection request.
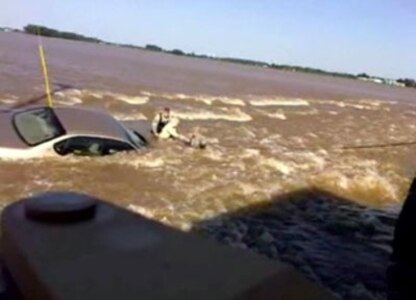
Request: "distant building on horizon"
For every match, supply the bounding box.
[357,75,405,87]
[0,27,20,33]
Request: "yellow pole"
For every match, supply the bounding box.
[38,34,53,107]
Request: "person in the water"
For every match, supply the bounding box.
[151,107,207,149]
[151,107,177,139]
[187,128,207,149]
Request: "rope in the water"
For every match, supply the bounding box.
[218,139,416,152]
[340,140,416,150]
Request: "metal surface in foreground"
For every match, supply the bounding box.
[0,192,331,300]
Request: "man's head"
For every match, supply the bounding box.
[162,107,171,118]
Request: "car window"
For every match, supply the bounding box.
[54,137,134,156]
[14,107,65,146]
[102,138,135,154]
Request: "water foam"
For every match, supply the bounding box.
[55,89,83,98]
[290,151,328,171]
[195,95,246,106]
[202,148,224,161]
[90,92,104,99]
[250,98,310,107]
[54,89,84,106]
[128,204,155,218]
[0,99,17,104]
[175,107,252,122]
[257,110,287,120]
[293,109,320,116]
[261,158,293,175]
[314,170,399,204]
[55,89,150,106]
[115,95,149,105]
[315,99,386,111]
[161,92,246,106]
[240,148,261,158]
[68,97,83,105]
[311,158,402,204]
[122,156,165,168]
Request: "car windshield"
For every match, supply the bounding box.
[118,122,147,148]
[13,107,66,146]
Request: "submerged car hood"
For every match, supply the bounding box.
[0,110,28,149]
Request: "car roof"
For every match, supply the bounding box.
[52,106,130,141]
[0,106,135,149]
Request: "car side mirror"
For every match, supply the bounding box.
[53,142,69,156]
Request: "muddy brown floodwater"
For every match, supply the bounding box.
[1,32,416,299]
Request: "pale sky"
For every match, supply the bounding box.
[1,0,415,78]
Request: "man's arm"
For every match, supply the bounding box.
[151,113,160,135]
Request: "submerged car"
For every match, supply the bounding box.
[0,106,148,159]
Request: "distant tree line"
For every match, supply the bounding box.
[19,24,416,86]
[357,73,370,78]
[145,44,185,56]
[397,78,416,88]
[144,44,358,79]
[24,24,102,43]
[269,64,357,79]
[145,44,163,52]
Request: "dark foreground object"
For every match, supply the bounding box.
[389,178,416,299]
[195,189,397,299]
[0,192,330,300]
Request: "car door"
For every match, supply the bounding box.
[54,136,134,156]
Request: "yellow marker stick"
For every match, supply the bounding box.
[38,41,53,107]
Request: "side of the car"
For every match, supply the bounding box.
[0,134,138,159]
